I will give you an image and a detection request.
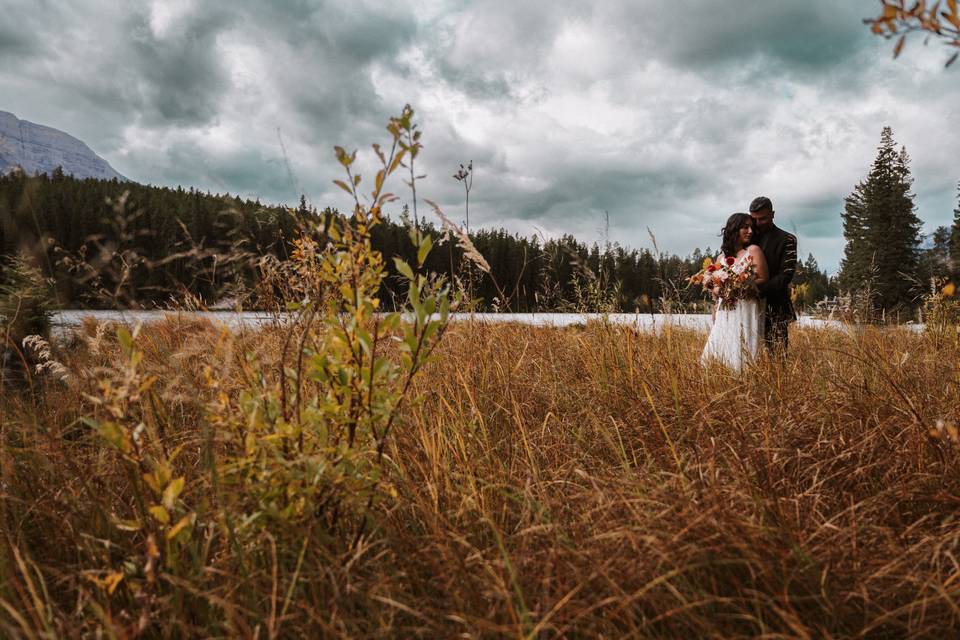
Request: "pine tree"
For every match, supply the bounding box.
[802,253,831,305]
[881,144,922,308]
[296,194,310,220]
[838,126,922,312]
[949,182,960,277]
[839,178,869,291]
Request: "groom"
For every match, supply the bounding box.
[749,196,797,354]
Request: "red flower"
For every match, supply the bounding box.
[725,256,736,266]
[707,264,718,272]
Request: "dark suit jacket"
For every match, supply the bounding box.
[756,224,797,323]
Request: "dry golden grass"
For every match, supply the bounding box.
[2,317,959,638]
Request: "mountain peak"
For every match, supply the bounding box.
[0,110,126,181]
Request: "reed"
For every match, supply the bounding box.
[2,317,958,638]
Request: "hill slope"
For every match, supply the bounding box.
[0,110,125,180]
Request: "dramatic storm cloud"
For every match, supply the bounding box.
[2,0,958,270]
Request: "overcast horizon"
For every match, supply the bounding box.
[2,1,958,273]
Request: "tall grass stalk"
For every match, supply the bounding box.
[3,320,960,636]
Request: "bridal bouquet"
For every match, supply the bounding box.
[688,255,757,310]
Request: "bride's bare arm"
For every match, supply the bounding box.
[748,245,769,286]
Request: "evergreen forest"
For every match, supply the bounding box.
[0,168,837,312]
[5,128,957,317]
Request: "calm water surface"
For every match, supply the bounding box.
[52,310,856,337]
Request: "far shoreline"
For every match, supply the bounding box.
[48,310,911,337]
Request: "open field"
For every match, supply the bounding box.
[2,318,959,638]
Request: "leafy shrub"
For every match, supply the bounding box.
[70,106,461,633]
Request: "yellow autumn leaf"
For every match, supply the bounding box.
[149,505,170,524]
[943,282,956,297]
[114,518,141,532]
[162,477,185,511]
[142,471,161,495]
[138,374,158,394]
[146,534,160,559]
[104,571,124,595]
[167,442,188,464]
[166,513,195,542]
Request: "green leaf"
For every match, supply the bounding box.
[393,258,414,281]
[357,327,373,355]
[416,302,426,329]
[424,319,442,343]
[407,281,420,309]
[381,312,401,332]
[417,234,433,267]
[402,327,417,354]
[372,357,392,379]
[97,420,129,453]
[439,295,450,323]
[117,327,133,354]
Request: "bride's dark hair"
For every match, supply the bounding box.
[720,212,754,258]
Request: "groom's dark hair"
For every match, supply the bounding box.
[749,196,773,213]
[720,212,755,258]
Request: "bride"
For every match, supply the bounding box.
[701,213,769,371]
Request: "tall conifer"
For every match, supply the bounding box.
[839,127,922,311]
[949,182,960,276]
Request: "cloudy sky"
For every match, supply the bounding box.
[2,0,958,272]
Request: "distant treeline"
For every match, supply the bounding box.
[0,170,836,311]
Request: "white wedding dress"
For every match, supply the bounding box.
[701,254,765,372]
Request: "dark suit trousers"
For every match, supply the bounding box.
[764,309,790,354]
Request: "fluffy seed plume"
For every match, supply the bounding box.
[22,334,71,382]
[424,199,490,273]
